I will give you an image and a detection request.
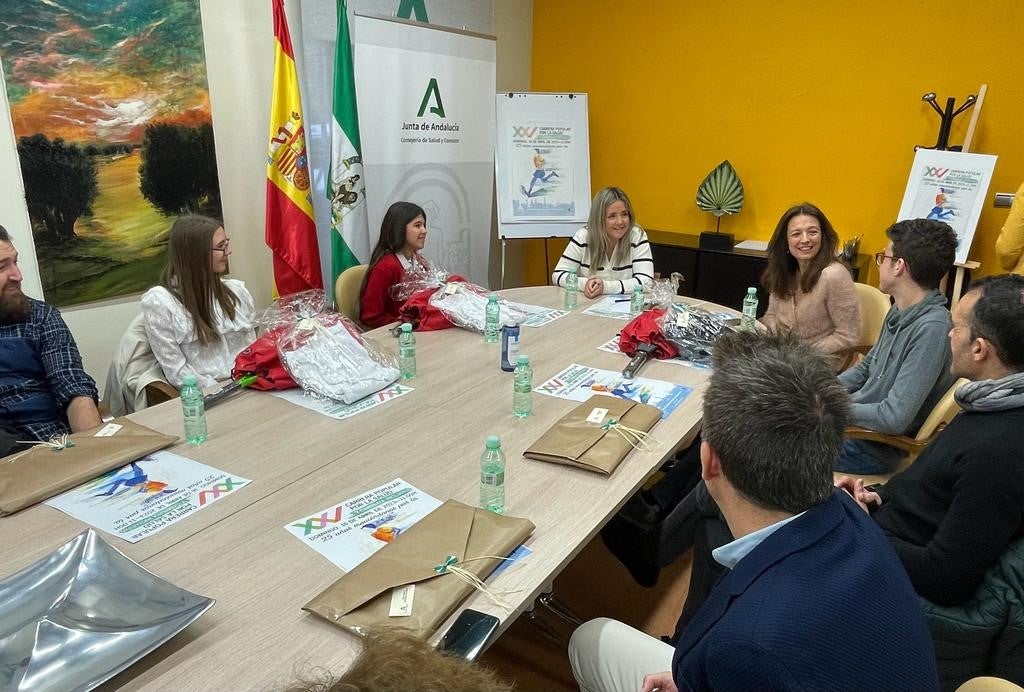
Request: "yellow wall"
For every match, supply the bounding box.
[527,1,1024,287]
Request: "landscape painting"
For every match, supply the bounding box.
[1,0,221,306]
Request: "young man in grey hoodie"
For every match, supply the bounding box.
[836,217,958,474]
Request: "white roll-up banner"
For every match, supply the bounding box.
[353,14,496,285]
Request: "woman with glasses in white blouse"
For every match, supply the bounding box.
[141,215,256,390]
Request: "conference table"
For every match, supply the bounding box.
[0,286,727,690]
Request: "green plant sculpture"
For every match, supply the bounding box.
[696,160,744,233]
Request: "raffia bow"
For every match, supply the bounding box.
[15,434,74,451]
[7,433,75,463]
[433,553,520,613]
[600,418,657,451]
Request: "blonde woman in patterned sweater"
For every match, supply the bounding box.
[551,187,654,298]
[761,203,861,371]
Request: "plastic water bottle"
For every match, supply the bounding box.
[398,322,416,379]
[484,294,500,343]
[180,374,208,445]
[512,354,533,418]
[480,435,506,514]
[564,268,579,309]
[629,283,644,318]
[741,287,759,330]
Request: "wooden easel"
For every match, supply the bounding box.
[950,84,987,301]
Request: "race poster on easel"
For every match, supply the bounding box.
[897,149,997,264]
[496,93,591,231]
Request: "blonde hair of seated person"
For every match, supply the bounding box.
[281,629,515,692]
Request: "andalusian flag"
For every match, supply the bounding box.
[266,0,323,295]
[327,0,370,287]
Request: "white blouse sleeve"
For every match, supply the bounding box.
[140,287,209,389]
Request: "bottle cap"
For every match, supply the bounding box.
[485,435,501,449]
[747,287,757,294]
[182,374,198,386]
[634,283,643,291]
[517,354,529,365]
[488,293,498,301]
[401,323,412,332]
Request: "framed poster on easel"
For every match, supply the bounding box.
[494,92,591,285]
[896,148,997,266]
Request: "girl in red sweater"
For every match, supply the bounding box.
[359,202,429,327]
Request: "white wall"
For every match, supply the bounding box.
[0,0,532,388]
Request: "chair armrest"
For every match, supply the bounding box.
[844,426,927,455]
[845,421,951,457]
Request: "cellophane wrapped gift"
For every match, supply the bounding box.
[428,281,531,333]
[648,272,684,309]
[260,290,399,404]
[389,258,450,303]
[658,303,735,367]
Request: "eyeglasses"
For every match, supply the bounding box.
[212,238,231,254]
[874,252,898,267]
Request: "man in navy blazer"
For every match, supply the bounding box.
[569,330,938,692]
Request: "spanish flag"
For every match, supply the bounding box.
[266,0,323,296]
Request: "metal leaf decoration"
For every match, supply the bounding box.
[696,160,744,217]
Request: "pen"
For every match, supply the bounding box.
[614,298,630,303]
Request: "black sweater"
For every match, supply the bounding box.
[873,406,1024,606]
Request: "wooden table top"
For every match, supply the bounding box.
[1,286,725,691]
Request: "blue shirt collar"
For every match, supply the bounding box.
[711,511,805,570]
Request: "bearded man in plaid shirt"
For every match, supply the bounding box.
[0,224,100,445]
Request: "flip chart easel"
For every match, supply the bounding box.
[495,92,591,287]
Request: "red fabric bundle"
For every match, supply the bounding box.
[395,275,467,331]
[618,308,679,359]
[398,288,454,331]
[231,327,298,390]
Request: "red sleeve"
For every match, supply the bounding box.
[360,255,404,328]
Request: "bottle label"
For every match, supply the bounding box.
[481,471,504,486]
[182,404,203,416]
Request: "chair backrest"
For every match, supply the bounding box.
[915,377,969,442]
[103,314,173,416]
[854,282,892,353]
[335,264,368,322]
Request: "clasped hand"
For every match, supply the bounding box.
[582,276,604,299]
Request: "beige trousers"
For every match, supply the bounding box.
[568,618,675,692]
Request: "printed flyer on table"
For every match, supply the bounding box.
[535,363,692,418]
[273,383,414,419]
[285,479,441,571]
[45,451,250,543]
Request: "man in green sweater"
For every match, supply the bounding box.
[835,218,958,474]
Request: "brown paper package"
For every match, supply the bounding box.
[0,418,178,516]
[523,394,661,475]
[303,499,534,639]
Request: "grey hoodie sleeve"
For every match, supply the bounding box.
[847,316,952,434]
